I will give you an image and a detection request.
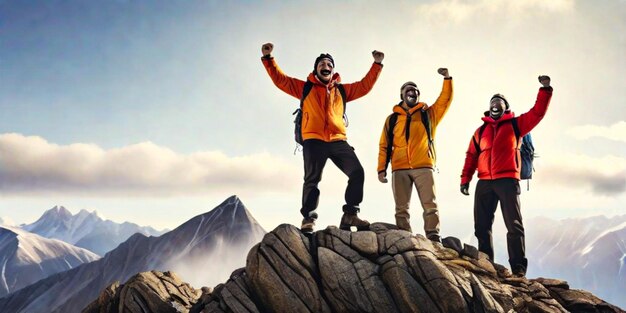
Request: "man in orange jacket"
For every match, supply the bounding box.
[460,75,553,277]
[377,69,453,242]
[261,43,384,232]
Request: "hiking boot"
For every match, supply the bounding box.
[427,233,442,243]
[339,213,370,231]
[512,268,526,278]
[301,217,316,233]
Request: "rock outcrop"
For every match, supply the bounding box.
[83,271,201,313]
[88,223,624,313]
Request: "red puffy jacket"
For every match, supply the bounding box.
[461,87,553,184]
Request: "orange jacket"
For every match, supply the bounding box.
[262,57,382,142]
[378,78,453,173]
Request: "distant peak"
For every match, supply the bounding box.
[43,205,73,219]
[77,209,99,217]
[226,195,240,203]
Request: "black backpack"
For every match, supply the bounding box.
[293,80,346,145]
[381,107,434,172]
[472,118,536,187]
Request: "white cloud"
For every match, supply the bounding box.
[540,153,626,196]
[0,133,300,196]
[567,121,626,143]
[418,0,574,22]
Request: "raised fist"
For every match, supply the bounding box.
[538,75,550,87]
[262,43,274,57]
[378,172,388,183]
[438,68,450,78]
[372,50,384,63]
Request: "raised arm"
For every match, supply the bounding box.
[261,43,305,99]
[342,50,384,102]
[428,68,453,126]
[515,75,553,136]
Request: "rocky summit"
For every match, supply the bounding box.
[83,271,201,313]
[87,223,624,313]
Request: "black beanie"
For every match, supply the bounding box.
[314,53,335,72]
[491,93,509,109]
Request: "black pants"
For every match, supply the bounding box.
[474,178,528,274]
[301,139,364,218]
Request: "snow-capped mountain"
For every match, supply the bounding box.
[22,206,165,256]
[0,195,266,313]
[482,214,626,309]
[0,226,100,298]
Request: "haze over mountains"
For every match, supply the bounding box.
[21,205,165,256]
[0,226,99,298]
[481,214,626,309]
[0,196,265,313]
[0,197,622,312]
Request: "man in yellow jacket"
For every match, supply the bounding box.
[377,69,453,242]
[261,43,384,233]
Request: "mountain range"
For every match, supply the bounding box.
[21,205,165,256]
[0,226,100,298]
[0,195,265,313]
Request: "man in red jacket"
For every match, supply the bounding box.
[460,75,552,277]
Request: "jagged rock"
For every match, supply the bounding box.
[83,271,201,313]
[92,223,624,313]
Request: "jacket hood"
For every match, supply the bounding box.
[392,102,427,115]
[482,110,516,124]
[308,72,342,87]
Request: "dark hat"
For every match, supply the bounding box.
[490,93,509,109]
[400,81,419,100]
[314,53,335,72]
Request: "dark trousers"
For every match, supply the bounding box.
[301,139,364,218]
[474,178,528,274]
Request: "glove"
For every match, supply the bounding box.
[438,68,450,78]
[261,43,273,57]
[538,75,551,87]
[460,183,470,196]
[378,172,388,183]
[372,50,384,63]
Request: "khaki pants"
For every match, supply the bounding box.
[392,168,439,236]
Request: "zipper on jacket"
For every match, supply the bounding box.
[405,112,412,167]
[489,124,496,179]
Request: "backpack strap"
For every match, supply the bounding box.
[511,117,521,148]
[299,80,314,111]
[420,109,435,161]
[336,84,348,126]
[384,113,399,171]
[472,123,487,153]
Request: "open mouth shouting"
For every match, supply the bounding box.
[489,98,506,118]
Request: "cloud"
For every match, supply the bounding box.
[418,0,574,22]
[0,133,300,196]
[567,121,626,143]
[541,154,626,196]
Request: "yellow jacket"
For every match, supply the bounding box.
[262,57,382,142]
[378,78,453,172]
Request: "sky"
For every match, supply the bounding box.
[0,0,624,240]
